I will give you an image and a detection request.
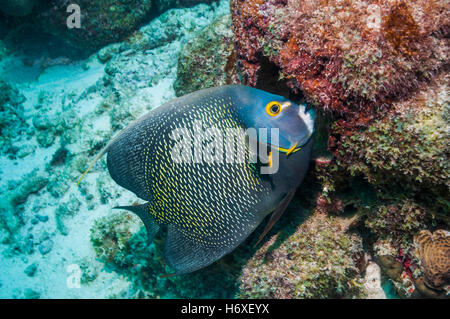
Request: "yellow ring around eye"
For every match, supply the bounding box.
[266,101,282,117]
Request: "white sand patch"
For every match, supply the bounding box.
[363,258,387,299]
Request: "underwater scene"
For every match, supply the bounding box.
[0,0,448,300]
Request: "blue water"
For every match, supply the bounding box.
[0,0,232,299]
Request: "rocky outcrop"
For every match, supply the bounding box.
[174,14,237,96]
[0,0,38,17]
[1,0,218,53]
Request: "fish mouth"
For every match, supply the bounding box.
[276,133,313,156]
[277,144,302,155]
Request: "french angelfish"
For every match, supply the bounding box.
[79,85,315,274]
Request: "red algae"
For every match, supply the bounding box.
[231,0,448,114]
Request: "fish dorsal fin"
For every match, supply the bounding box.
[254,189,296,247]
[114,203,160,245]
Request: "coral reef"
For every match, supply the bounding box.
[234,166,369,298]
[334,74,449,202]
[36,0,155,52]
[88,153,373,299]
[230,0,449,298]
[0,0,219,54]
[90,212,242,298]
[71,0,448,299]
[174,14,238,96]
[231,0,448,113]
[0,0,446,299]
[239,208,365,299]
[0,1,233,298]
[311,121,448,299]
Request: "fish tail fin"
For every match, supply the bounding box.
[114,203,160,245]
[76,125,132,186]
[76,147,109,186]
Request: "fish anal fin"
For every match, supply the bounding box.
[164,224,235,275]
[254,189,296,247]
[114,203,160,245]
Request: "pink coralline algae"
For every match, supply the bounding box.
[231,0,448,117]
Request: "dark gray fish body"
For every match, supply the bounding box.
[103,85,314,274]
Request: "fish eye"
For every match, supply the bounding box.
[265,101,282,117]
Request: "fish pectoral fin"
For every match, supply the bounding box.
[114,203,160,245]
[254,189,296,247]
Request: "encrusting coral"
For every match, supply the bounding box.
[239,206,365,299]
[334,74,449,201]
[231,0,447,112]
